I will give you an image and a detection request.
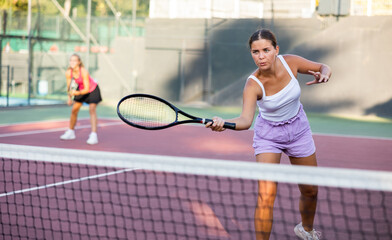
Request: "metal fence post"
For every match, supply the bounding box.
[6,65,9,106]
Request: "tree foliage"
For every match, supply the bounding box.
[0,0,150,17]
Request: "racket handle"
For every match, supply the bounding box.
[204,119,236,130]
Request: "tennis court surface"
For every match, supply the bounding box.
[1,112,392,239]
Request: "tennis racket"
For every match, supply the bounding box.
[117,94,236,130]
[68,78,78,99]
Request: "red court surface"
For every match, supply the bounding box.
[1,118,392,240]
[0,118,391,171]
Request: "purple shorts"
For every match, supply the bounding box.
[253,105,316,158]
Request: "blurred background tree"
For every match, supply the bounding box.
[0,0,150,17]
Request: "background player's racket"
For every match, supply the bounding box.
[117,94,236,130]
[68,78,78,99]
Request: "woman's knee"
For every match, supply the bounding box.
[71,104,81,115]
[299,184,318,198]
[258,181,278,204]
[258,193,277,207]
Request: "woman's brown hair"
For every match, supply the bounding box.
[248,29,278,49]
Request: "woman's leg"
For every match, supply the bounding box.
[89,103,98,133]
[255,153,282,240]
[70,101,83,129]
[289,153,318,232]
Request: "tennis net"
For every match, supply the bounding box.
[1,143,391,240]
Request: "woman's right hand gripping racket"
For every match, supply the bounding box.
[117,94,236,130]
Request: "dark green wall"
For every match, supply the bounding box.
[139,16,392,118]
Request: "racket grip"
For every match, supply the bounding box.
[204,119,236,130]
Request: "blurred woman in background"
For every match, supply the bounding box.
[60,54,102,145]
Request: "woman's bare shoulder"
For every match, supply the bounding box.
[281,54,302,62]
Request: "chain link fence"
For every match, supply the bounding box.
[0,6,144,107]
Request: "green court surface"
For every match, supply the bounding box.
[0,103,391,139]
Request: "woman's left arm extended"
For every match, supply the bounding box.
[285,54,332,85]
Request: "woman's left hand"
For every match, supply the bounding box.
[67,96,73,106]
[306,70,330,85]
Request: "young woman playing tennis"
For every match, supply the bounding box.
[206,29,331,240]
[60,54,102,145]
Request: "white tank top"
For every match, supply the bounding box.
[249,55,301,122]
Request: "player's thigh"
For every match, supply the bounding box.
[256,152,282,164]
[289,153,318,195]
[71,101,83,114]
[89,103,97,113]
[256,153,281,200]
[289,152,317,167]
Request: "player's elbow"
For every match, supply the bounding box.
[244,123,252,130]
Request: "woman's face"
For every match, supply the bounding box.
[69,56,80,69]
[250,39,278,71]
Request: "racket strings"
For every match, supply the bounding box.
[69,79,78,92]
[119,97,177,128]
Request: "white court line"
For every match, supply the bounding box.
[312,132,392,141]
[0,121,123,138]
[0,119,70,128]
[0,117,118,128]
[0,168,139,198]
